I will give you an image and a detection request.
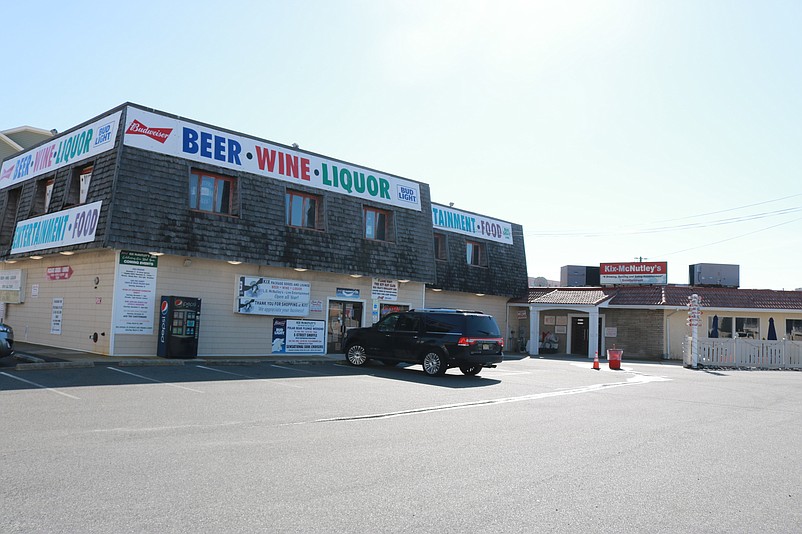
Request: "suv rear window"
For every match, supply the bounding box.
[424,314,464,333]
[466,315,501,337]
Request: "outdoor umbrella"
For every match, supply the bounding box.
[710,315,719,338]
[768,317,777,340]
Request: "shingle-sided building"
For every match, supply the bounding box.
[0,103,528,357]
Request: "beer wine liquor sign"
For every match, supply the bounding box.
[123,107,422,211]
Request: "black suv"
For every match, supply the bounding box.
[342,309,504,376]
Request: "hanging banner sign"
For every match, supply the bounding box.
[236,276,311,316]
[600,262,668,285]
[123,107,422,211]
[271,318,326,354]
[0,111,122,192]
[10,201,102,254]
[431,203,513,244]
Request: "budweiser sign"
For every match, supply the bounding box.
[125,120,172,144]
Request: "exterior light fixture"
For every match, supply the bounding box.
[350,274,363,278]
[431,288,442,292]
[476,293,485,297]
[227,261,242,265]
[59,251,75,256]
[398,279,410,283]
[30,256,44,260]
[4,260,17,264]
[149,252,165,256]
[294,268,308,272]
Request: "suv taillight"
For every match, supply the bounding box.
[457,337,504,347]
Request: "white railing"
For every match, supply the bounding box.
[684,338,802,369]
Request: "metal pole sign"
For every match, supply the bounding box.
[687,294,701,368]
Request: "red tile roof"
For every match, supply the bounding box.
[519,285,802,311]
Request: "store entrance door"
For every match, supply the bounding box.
[327,300,363,353]
[571,317,589,355]
[571,316,603,356]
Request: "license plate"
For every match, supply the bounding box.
[482,343,491,351]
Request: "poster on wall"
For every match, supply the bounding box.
[236,276,310,316]
[51,297,64,335]
[371,278,398,301]
[113,251,159,334]
[271,318,326,354]
[0,269,25,304]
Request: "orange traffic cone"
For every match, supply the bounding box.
[592,352,600,370]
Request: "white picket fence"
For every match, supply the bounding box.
[684,337,802,369]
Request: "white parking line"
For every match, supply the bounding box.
[270,364,326,375]
[308,374,671,423]
[0,371,80,399]
[195,365,303,388]
[108,367,204,393]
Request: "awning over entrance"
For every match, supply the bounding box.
[525,288,614,358]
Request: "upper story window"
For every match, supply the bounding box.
[364,207,392,241]
[33,177,55,215]
[189,170,238,216]
[286,190,322,229]
[466,240,487,267]
[0,188,22,247]
[66,163,93,206]
[434,233,447,261]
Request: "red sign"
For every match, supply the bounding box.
[125,120,172,144]
[46,266,73,280]
[600,262,668,286]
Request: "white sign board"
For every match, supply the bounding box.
[51,297,64,335]
[0,111,122,191]
[431,203,514,244]
[271,318,325,354]
[11,201,102,254]
[371,278,398,301]
[123,107,421,211]
[236,276,311,316]
[113,251,159,334]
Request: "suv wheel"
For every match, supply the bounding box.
[345,344,368,366]
[422,351,447,376]
[459,365,482,376]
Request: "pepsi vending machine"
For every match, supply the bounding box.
[157,296,201,359]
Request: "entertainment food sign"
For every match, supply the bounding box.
[0,111,122,192]
[431,203,513,244]
[600,262,668,285]
[123,107,422,211]
[11,201,102,254]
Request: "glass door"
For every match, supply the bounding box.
[327,300,363,353]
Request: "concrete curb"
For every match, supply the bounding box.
[16,361,95,371]
[13,352,46,364]
[119,359,187,367]
[8,354,347,371]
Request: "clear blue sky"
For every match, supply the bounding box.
[3,1,801,289]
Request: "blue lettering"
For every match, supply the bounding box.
[183,128,199,154]
[228,139,242,165]
[200,132,213,158]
